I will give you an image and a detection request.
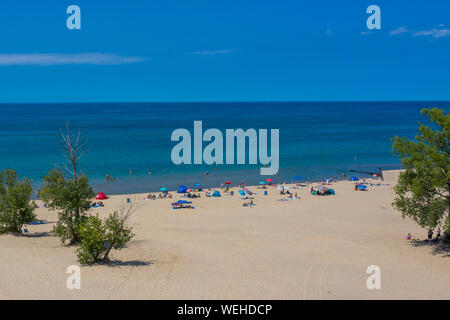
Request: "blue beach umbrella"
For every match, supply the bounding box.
[259,181,265,185]
[193,183,201,187]
[357,184,367,190]
[160,187,167,192]
[349,176,359,181]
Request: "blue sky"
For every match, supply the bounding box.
[0,0,449,102]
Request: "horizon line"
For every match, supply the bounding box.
[1,99,450,104]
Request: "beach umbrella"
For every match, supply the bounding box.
[259,181,266,185]
[293,176,306,180]
[160,187,167,192]
[357,185,367,190]
[95,192,108,200]
[349,176,359,181]
[186,189,194,193]
[277,185,284,190]
[284,186,290,190]
[193,183,201,187]
[225,181,231,185]
[177,185,188,193]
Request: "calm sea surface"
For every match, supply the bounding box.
[0,101,447,195]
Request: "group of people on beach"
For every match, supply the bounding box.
[427,228,442,242]
[407,228,443,242]
[91,201,104,207]
[187,192,201,198]
[146,192,173,200]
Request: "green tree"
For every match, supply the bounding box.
[38,169,94,244]
[76,202,136,265]
[38,124,94,245]
[392,108,450,242]
[0,169,36,234]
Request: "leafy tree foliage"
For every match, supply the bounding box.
[392,108,449,241]
[76,203,136,265]
[38,169,94,244]
[0,169,36,234]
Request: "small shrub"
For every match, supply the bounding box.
[0,169,36,235]
[76,205,136,265]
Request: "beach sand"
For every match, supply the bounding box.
[0,170,448,299]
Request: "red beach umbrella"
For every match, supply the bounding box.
[225,181,231,185]
[95,192,108,200]
[266,178,273,182]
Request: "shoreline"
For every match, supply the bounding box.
[30,167,403,199]
[88,169,399,198]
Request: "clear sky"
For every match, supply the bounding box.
[0,0,449,102]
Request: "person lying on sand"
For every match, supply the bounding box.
[242,200,254,207]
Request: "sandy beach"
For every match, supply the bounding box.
[0,169,448,300]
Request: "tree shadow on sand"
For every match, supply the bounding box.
[99,259,157,268]
[23,231,52,238]
[411,239,450,258]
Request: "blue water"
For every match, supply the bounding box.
[0,101,447,196]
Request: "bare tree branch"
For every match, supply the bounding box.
[59,122,87,180]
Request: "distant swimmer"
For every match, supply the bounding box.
[205,171,209,176]
[130,170,133,176]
